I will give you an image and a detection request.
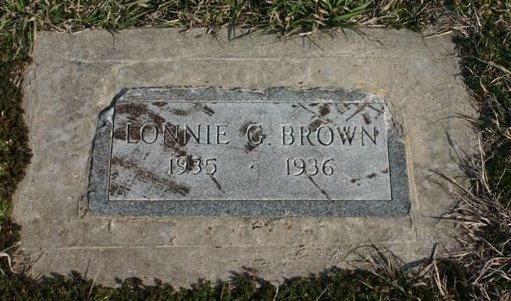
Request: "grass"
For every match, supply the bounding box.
[0,253,473,300]
[0,0,510,300]
[0,59,30,256]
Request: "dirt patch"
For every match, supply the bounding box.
[116,103,148,121]
[319,103,330,116]
[110,156,190,196]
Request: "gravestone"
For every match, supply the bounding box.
[14,28,475,286]
[89,87,409,216]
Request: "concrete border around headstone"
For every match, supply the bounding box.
[13,28,476,286]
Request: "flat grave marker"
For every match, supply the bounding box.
[89,87,409,216]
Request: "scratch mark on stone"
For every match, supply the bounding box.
[297,103,321,117]
[368,104,384,115]
[345,103,368,122]
[308,176,332,201]
[334,103,352,115]
[192,103,215,116]
[210,176,225,193]
[202,105,215,116]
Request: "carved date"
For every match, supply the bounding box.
[285,158,334,176]
[168,157,217,175]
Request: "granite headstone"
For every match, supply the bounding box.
[88,87,409,216]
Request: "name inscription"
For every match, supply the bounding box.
[122,122,379,147]
[119,122,379,178]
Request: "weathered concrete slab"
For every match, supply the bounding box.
[89,87,409,216]
[14,28,476,286]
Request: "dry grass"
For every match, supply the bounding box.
[431,141,511,300]
[441,3,511,298]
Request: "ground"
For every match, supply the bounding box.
[0,0,510,300]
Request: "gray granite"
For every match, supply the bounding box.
[14,28,476,287]
[89,87,409,216]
